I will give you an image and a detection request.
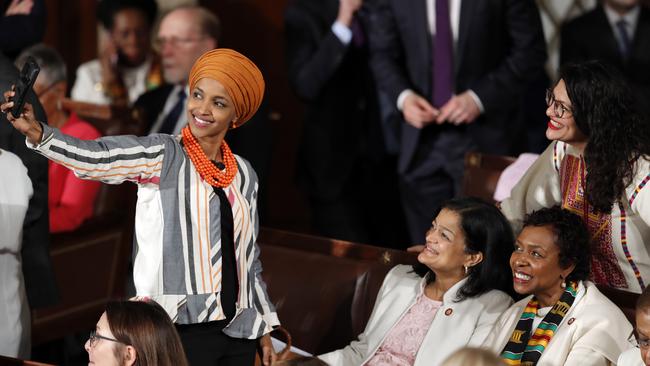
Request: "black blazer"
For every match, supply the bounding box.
[369,0,547,174]
[285,0,382,200]
[560,5,650,115]
[0,53,58,308]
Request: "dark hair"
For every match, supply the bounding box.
[97,0,158,30]
[413,197,515,301]
[105,300,188,366]
[559,61,650,213]
[522,206,591,282]
[637,284,650,312]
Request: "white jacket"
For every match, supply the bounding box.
[484,281,634,366]
[319,265,513,366]
[618,347,644,366]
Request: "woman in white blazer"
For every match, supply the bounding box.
[484,206,633,366]
[319,198,515,366]
[618,286,650,366]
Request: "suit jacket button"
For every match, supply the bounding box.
[567,317,575,325]
[444,308,453,316]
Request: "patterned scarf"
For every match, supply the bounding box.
[500,281,578,365]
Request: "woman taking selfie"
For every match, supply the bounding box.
[2,48,278,366]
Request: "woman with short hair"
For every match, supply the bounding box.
[484,206,633,365]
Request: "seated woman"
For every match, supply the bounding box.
[618,286,650,366]
[319,197,515,366]
[15,44,102,233]
[485,206,633,365]
[500,61,650,293]
[71,0,161,106]
[85,300,188,366]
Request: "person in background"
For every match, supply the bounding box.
[500,61,650,293]
[3,48,279,366]
[72,0,160,106]
[16,44,102,233]
[319,198,514,366]
[85,300,189,366]
[0,0,46,60]
[560,0,650,118]
[0,148,33,358]
[618,286,650,366]
[0,52,57,311]
[285,0,407,245]
[368,0,547,243]
[484,206,633,365]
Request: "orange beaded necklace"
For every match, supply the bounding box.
[181,126,238,188]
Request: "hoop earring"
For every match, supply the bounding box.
[464,265,468,275]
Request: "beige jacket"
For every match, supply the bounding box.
[319,265,513,366]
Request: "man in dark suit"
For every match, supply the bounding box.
[561,0,650,117]
[369,0,547,242]
[0,52,58,309]
[285,0,408,244]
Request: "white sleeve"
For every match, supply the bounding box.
[71,61,110,105]
[500,141,563,234]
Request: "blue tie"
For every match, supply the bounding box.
[159,89,186,134]
[616,19,632,59]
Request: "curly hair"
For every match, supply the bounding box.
[522,206,591,282]
[559,61,650,213]
[413,197,515,301]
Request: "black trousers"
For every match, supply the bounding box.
[176,321,256,366]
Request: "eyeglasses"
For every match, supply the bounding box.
[638,335,650,348]
[153,36,207,49]
[545,88,573,119]
[88,330,124,348]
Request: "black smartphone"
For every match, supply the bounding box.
[11,56,40,119]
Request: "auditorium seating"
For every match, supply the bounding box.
[462,151,516,203]
[258,228,418,355]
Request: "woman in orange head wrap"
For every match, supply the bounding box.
[2,48,279,366]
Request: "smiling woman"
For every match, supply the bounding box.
[484,206,633,366]
[319,197,515,366]
[1,48,279,366]
[500,60,650,294]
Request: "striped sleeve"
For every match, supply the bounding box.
[29,124,167,185]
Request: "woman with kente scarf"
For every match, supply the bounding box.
[1,49,279,366]
[484,206,633,365]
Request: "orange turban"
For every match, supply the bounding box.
[188,48,265,126]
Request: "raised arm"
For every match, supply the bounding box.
[2,94,168,186]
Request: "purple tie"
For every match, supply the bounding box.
[432,0,454,108]
[351,16,366,48]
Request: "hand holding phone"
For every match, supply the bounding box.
[11,56,40,119]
